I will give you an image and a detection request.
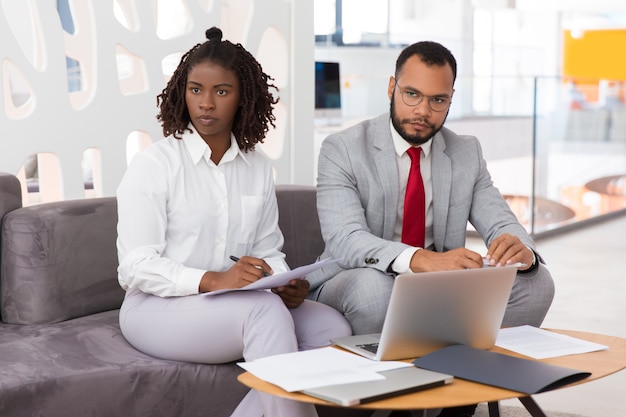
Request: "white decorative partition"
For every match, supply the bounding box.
[0,0,314,204]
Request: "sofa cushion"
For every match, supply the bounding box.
[0,310,248,417]
[275,184,325,269]
[1,197,124,324]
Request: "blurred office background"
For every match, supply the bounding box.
[0,0,624,235]
[314,0,626,237]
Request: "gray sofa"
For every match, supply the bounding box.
[0,172,367,417]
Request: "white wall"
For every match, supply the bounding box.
[0,0,314,203]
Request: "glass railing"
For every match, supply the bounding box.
[450,76,626,237]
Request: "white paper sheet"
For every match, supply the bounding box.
[496,325,609,359]
[204,259,338,296]
[482,259,526,268]
[238,346,413,392]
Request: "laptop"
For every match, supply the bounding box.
[331,266,517,361]
[302,366,453,406]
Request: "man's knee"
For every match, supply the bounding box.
[522,264,555,308]
[317,268,394,334]
[504,264,555,327]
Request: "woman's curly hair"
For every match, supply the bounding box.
[156,27,279,152]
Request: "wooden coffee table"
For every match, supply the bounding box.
[238,329,626,417]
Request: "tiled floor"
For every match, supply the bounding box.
[467,214,626,417]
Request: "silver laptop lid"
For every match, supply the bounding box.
[375,266,517,360]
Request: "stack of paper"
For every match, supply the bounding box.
[238,346,412,392]
[495,325,609,359]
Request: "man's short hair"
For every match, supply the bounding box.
[395,41,457,82]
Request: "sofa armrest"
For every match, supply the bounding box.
[0,172,22,219]
[1,197,124,324]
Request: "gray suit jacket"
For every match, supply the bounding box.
[308,113,536,291]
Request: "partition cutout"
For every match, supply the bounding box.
[113,0,140,32]
[116,44,149,96]
[62,1,97,110]
[125,130,154,166]
[82,147,102,198]
[0,0,46,70]
[16,152,64,206]
[2,59,36,119]
[161,52,185,82]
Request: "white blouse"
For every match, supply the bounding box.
[116,128,287,297]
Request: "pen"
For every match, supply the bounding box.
[229,255,270,277]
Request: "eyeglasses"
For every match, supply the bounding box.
[394,81,452,112]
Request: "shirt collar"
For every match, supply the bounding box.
[389,118,433,158]
[183,126,251,166]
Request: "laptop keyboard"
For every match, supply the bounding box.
[356,342,379,354]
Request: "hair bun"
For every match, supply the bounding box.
[205,27,222,42]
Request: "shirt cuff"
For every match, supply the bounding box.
[519,246,539,274]
[392,247,421,275]
[176,267,206,295]
[526,246,537,266]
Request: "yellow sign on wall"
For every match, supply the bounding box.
[563,29,626,81]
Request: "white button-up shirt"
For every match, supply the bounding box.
[116,128,287,297]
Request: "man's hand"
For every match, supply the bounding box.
[409,247,483,272]
[485,233,534,270]
[272,278,310,309]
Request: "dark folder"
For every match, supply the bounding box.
[413,344,591,394]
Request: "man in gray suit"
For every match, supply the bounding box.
[307,39,555,417]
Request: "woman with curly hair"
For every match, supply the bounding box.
[116,27,350,417]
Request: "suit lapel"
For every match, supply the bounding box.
[431,132,451,251]
[372,115,400,240]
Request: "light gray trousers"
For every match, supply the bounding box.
[311,263,555,335]
[120,288,352,417]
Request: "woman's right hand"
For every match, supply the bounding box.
[198,256,272,293]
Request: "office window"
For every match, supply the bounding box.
[315,0,389,46]
[314,0,336,36]
[342,0,388,45]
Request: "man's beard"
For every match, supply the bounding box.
[390,93,448,146]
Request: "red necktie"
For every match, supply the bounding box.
[402,147,425,248]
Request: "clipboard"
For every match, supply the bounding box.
[204,259,338,295]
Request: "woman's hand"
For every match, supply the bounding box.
[198,256,272,293]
